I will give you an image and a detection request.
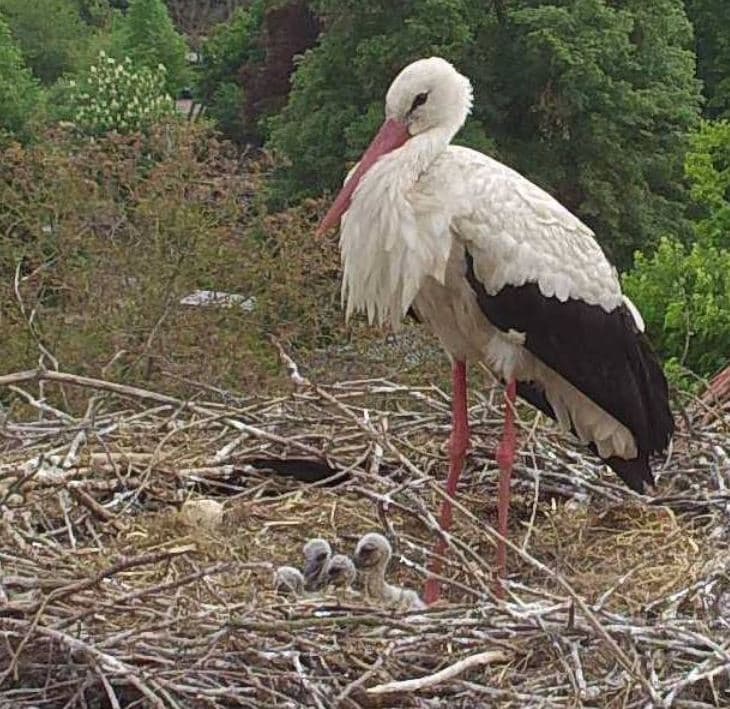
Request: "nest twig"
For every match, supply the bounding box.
[0,357,728,707]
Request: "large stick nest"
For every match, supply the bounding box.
[0,359,728,708]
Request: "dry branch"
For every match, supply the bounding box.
[366,649,509,694]
[0,364,727,707]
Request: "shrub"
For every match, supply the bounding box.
[198,4,265,142]
[76,0,114,27]
[623,237,730,380]
[0,122,375,399]
[66,52,175,135]
[207,81,248,140]
[623,119,730,381]
[197,1,322,146]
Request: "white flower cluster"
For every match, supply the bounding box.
[71,51,175,135]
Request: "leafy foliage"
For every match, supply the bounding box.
[267,0,483,208]
[197,1,320,146]
[268,0,701,266]
[0,0,87,83]
[197,3,266,142]
[684,119,730,247]
[0,123,254,390]
[0,122,379,395]
[165,0,256,40]
[3,0,730,392]
[66,52,175,135]
[75,0,115,27]
[623,119,730,379]
[685,0,730,117]
[487,0,700,265]
[120,0,189,93]
[623,237,730,379]
[0,16,42,138]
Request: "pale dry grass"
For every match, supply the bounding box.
[0,361,728,707]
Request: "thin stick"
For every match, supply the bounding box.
[366,650,509,695]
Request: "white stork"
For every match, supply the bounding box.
[316,57,674,604]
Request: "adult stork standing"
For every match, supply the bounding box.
[316,57,674,604]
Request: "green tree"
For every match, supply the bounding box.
[623,120,730,379]
[268,0,701,266]
[477,0,701,265]
[0,0,87,83]
[121,0,188,93]
[267,0,490,208]
[197,1,321,146]
[685,0,730,117]
[685,119,730,246]
[0,15,42,137]
[74,0,115,27]
[623,238,730,380]
[198,3,266,142]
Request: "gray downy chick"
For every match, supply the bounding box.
[273,565,305,597]
[326,553,357,591]
[302,538,332,592]
[353,532,425,610]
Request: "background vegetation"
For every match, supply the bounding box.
[0,0,728,399]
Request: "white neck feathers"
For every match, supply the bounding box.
[339,127,454,329]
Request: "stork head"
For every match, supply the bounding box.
[353,532,392,572]
[385,56,473,137]
[316,57,473,236]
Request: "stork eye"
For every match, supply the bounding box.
[409,92,429,112]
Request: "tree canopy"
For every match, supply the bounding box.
[685,0,730,118]
[121,0,188,93]
[685,119,730,247]
[267,0,701,266]
[0,15,42,137]
[0,0,87,83]
[2,0,729,381]
[198,3,267,143]
[623,118,730,380]
[198,1,320,146]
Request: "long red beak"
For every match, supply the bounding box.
[316,118,410,237]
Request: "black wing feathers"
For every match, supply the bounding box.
[515,381,652,492]
[464,250,673,492]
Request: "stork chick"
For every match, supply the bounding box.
[302,538,332,592]
[325,553,358,602]
[326,554,357,589]
[354,533,425,611]
[273,565,305,597]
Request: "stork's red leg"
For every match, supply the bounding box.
[495,378,517,597]
[424,359,469,605]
